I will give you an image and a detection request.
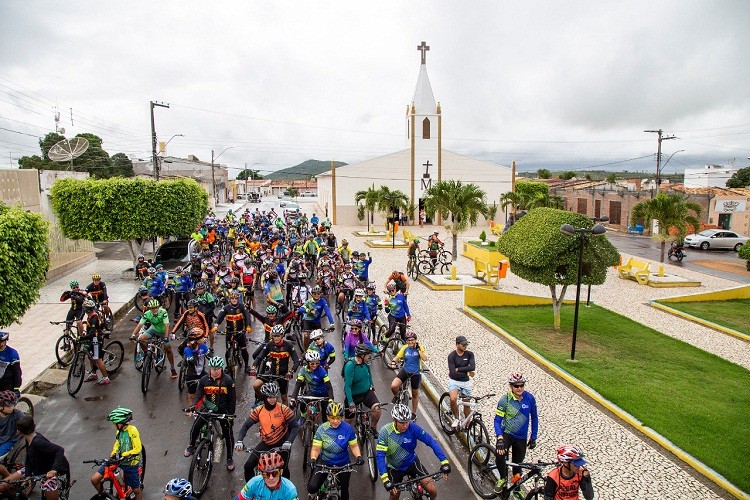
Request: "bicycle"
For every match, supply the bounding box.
[221,331,260,381]
[294,395,329,475]
[467,443,555,500]
[353,403,387,483]
[83,451,147,500]
[390,470,443,500]
[381,325,412,370]
[416,255,450,275]
[66,337,125,397]
[406,253,419,280]
[185,410,235,496]
[437,392,494,451]
[0,473,73,499]
[309,463,357,500]
[134,336,167,395]
[14,396,33,419]
[134,291,171,313]
[390,364,429,408]
[50,321,80,367]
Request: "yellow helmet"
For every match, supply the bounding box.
[326,401,344,418]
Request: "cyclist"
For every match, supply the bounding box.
[376,404,451,500]
[250,325,299,405]
[185,356,237,471]
[447,335,475,431]
[172,267,194,319]
[91,408,142,500]
[385,270,410,295]
[134,254,149,280]
[494,372,539,490]
[0,332,21,393]
[308,329,336,371]
[347,288,371,325]
[142,267,166,305]
[132,299,178,379]
[342,319,377,366]
[264,271,288,314]
[383,283,410,342]
[194,282,217,353]
[234,451,298,500]
[248,304,295,348]
[59,280,86,332]
[407,239,420,270]
[364,282,383,339]
[296,286,335,351]
[155,263,169,287]
[389,331,427,419]
[213,291,253,374]
[215,261,234,291]
[0,415,70,500]
[336,263,358,310]
[337,239,352,263]
[289,351,334,411]
[172,299,209,340]
[343,344,381,435]
[0,391,24,458]
[307,402,363,500]
[353,251,372,282]
[81,299,110,386]
[164,478,196,500]
[544,445,594,500]
[86,273,113,331]
[235,382,298,481]
[182,328,209,408]
[427,231,443,267]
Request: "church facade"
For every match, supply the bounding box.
[316,42,513,226]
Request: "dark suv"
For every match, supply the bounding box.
[153,239,192,271]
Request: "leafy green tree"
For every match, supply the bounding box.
[606,173,619,184]
[18,155,50,170]
[287,187,299,199]
[237,169,263,180]
[422,180,488,261]
[110,153,135,177]
[738,243,750,271]
[497,208,620,329]
[630,193,701,262]
[559,171,576,180]
[355,186,380,231]
[375,186,409,225]
[51,177,207,261]
[0,202,50,327]
[486,201,499,222]
[726,167,750,188]
[537,168,551,179]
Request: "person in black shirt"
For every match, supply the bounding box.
[0,415,70,499]
[447,335,475,430]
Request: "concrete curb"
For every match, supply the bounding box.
[463,305,750,500]
[649,301,750,343]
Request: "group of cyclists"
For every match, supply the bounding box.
[3,202,594,500]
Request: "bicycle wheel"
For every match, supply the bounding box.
[66,352,85,396]
[524,486,544,500]
[418,249,430,261]
[382,338,404,370]
[397,387,410,407]
[226,346,237,380]
[134,293,145,312]
[439,250,452,264]
[407,258,417,279]
[16,396,34,418]
[162,292,172,310]
[438,262,451,274]
[417,259,433,275]
[467,419,490,450]
[134,342,144,371]
[55,333,76,367]
[5,439,27,472]
[437,392,457,435]
[141,353,152,394]
[365,432,377,482]
[178,361,187,391]
[189,439,213,495]
[103,340,124,373]
[468,443,500,499]
[302,423,312,473]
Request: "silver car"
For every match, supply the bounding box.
[683,229,748,251]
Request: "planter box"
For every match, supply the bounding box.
[462,241,506,263]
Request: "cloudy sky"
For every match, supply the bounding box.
[1,1,748,177]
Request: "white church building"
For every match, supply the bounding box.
[316,42,513,226]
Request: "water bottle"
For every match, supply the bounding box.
[114,467,124,485]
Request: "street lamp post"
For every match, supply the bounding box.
[211,146,235,206]
[157,134,184,178]
[586,216,609,306]
[560,222,608,361]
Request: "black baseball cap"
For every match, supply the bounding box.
[455,335,469,345]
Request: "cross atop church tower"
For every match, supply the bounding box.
[417,41,430,65]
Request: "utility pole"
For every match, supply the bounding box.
[211,149,218,206]
[150,101,169,180]
[644,129,676,195]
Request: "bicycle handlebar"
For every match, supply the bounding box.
[391,471,443,490]
[505,460,557,469]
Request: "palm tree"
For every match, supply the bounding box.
[422,180,488,261]
[630,193,702,262]
[355,186,380,231]
[375,186,409,228]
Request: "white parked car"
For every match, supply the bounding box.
[683,229,748,251]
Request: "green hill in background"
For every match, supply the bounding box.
[265,159,347,180]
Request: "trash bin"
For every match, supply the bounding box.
[498,259,509,278]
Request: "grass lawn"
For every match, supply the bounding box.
[472,304,750,493]
[656,298,750,336]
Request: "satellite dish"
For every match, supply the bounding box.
[58,127,65,135]
[48,137,89,162]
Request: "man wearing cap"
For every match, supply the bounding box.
[447,335,475,430]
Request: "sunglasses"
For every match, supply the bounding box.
[512,384,525,389]
[328,416,343,421]
[262,470,281,478]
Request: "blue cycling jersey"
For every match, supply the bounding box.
[313,421,357,466]
[385,293,410,319]
[235,475,298,500]
[347,299,371,321]
[296,365,330,396]
[494,391,538,441]
[173,275,193,293]
[308,341,336,367]
[376,421,447,478]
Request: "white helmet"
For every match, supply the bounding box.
[309,329,324,341]
[304,351,321,363]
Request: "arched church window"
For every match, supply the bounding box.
[422,118,430,139]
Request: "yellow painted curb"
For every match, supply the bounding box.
[463,305,750,500]
[650,301,750,342]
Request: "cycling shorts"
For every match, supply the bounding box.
[142,328,170,344]
[344,389,379,419]
[387,456,427,483]
[396,369,421,389]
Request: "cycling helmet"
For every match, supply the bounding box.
[413,238,420,244]
[349,319,363,330]
[311,285,322,294]
[354,288,365,297]
[237,243,245,248]
[83,299,96,309]
[164,478,193,498]
[386,283,396,292]
[354,343,374,357]
[304,351,321,363]
[391,403,412,422]
[106,407,133,424]
[156,264,164,270]
[405,330,417,340]
[219,261,228,267]
[260,382,280,398]
[341,239,348,245]
[0,391,18,407]
[229,291,240,299]
[212,245,220,251]
[92,273,101,280]
[366,282,377,290]
[138,287,149,297]
[265,305,278,315]
[175,266,183,274]
[137,254,144,260]
[187,299,197,308]
[351,251,360,258]
[69,280,79,288]
[0,332,9,342]
[309,329,324,341]
[188,328,204,340]
[556,444,587,466]
[271,325,285,337]
[147,267,156,274]
[147,299,160,308]
[508,373,527,385]
[231,277,240,284]
[327,401,344,417]
[207,356,226,369]
[257,451,284,472]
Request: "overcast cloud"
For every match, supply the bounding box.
[1,0,748,177]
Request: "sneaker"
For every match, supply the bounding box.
[96,377,110,385]
[184,446,195,457]
[84,372,98,382]
[171,368,178,379]
[135,352,144,363]
[493,478,507,494]
[226,458,235,471]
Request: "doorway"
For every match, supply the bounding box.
[718,213,732,230]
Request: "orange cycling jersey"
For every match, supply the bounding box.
[249,403,294,445]
[546,467,585,500]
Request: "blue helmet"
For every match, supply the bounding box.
[164,477,193,498]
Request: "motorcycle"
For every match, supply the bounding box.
[668,241,686,262]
